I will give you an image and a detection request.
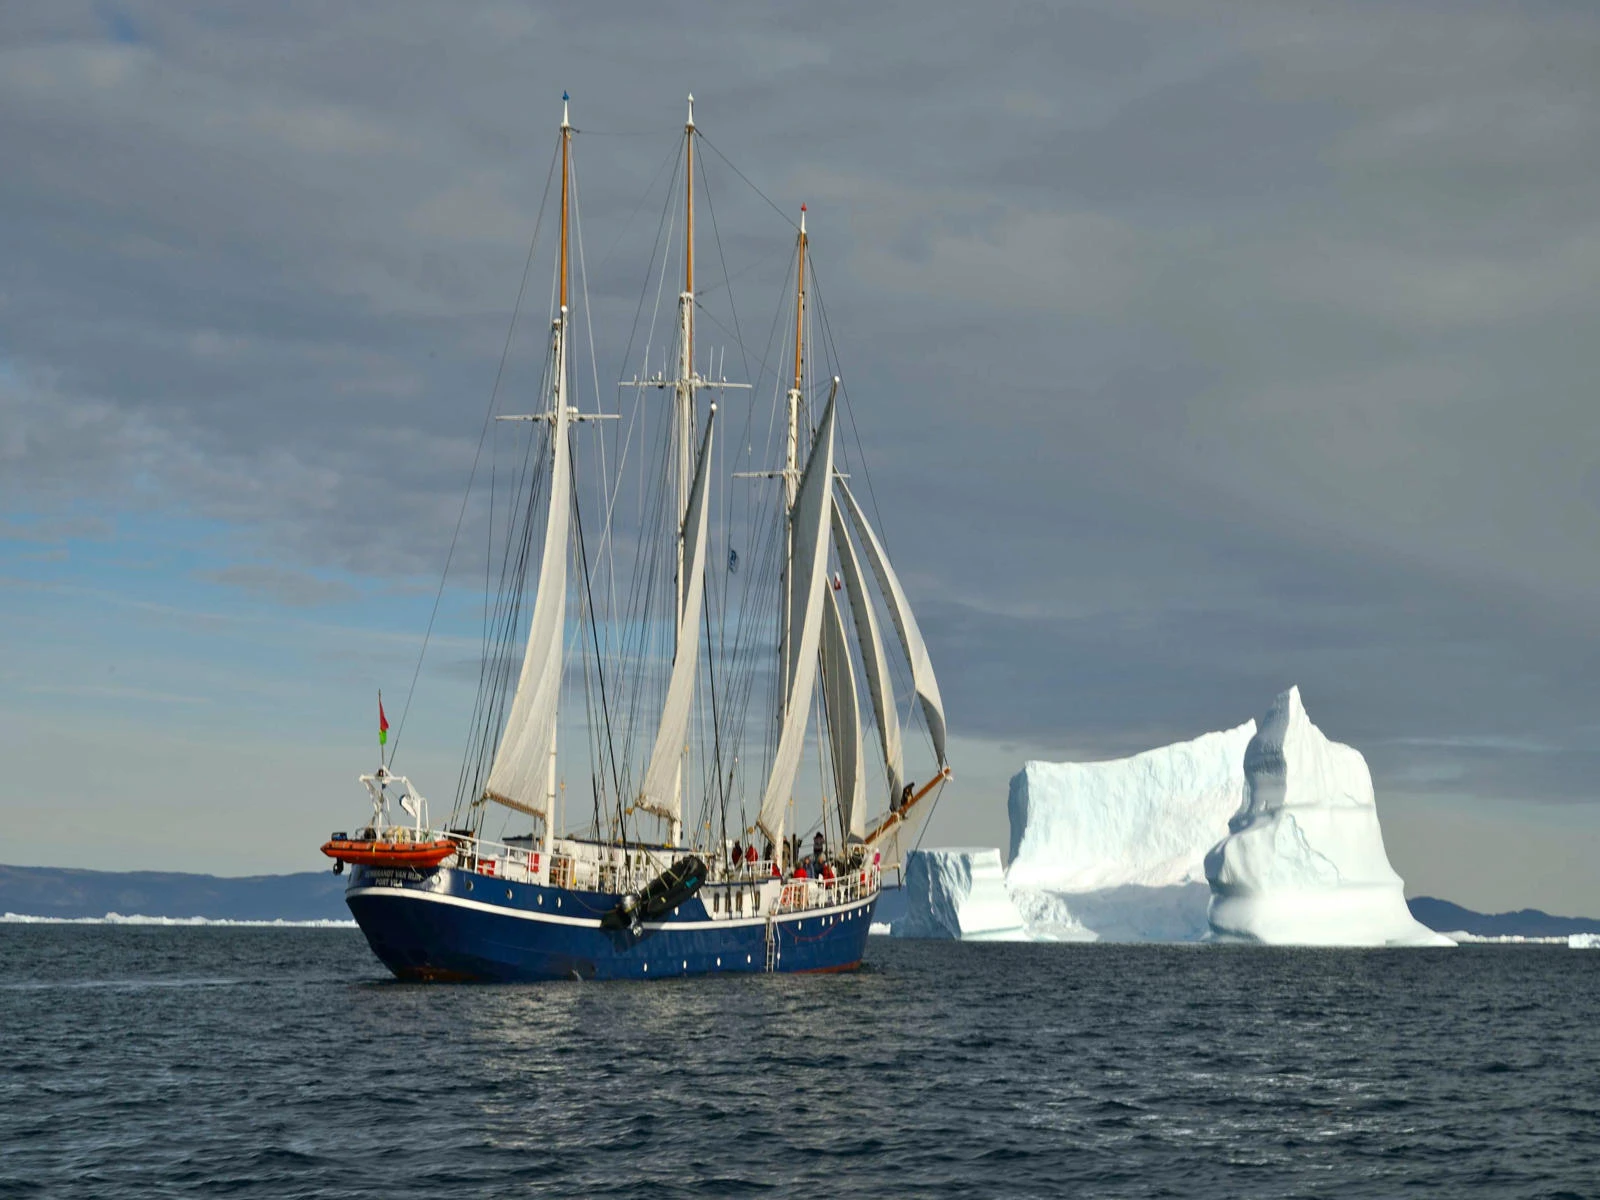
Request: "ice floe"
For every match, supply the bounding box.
[2,912,357,928]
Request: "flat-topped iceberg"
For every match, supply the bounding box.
[1205,687,1453,947]
[892,848,1029,940]
[1006,723,1256,941]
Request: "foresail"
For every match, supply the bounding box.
[484,381,571,817]
[821,584,867,840]
[756,392,837,843]
[831,501,903,806]
[637,409,716,822]
[836,481,947,766]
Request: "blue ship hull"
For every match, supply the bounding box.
[344,864,878,982]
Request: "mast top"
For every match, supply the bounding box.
[561,90,570,130]
[685,93,695,131]
[800,202,806,233]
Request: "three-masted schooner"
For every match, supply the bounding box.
[322,95,951,981]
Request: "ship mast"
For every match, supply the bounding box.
[780,206,807,711]
[668,95,698,847]
[544,92,573,858]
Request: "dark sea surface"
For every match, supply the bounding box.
[3,926,1597,1199]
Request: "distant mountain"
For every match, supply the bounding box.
[0,864,349,922]
[1408,896,1600,938]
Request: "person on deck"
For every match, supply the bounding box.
[899,782,915,813]
[730,841,742,872]
[812,830,825,868]
[745,843,758,867]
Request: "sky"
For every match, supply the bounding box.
[3,1,1600,916]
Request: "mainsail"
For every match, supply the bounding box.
[821,584,867,840]
[831,501,903,805]
[757,391,838,843]
[484,351,571,818]
[637,409,716,827]
[836,480,947,767]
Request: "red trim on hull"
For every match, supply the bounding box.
[792,959,863,975]
[392,965,481,983]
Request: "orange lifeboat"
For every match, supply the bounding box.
[321,830,456,869]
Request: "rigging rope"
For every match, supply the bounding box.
[389,141,559,769]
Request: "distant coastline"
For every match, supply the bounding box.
[0,864,349,923]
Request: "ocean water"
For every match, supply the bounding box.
[3,927,1597,1198]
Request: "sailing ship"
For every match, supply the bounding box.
[322,96,950,981]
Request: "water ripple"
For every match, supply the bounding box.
[3,929,1599,1197]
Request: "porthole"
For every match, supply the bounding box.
[746,954,752,964]
[681,960,687,970]
[643,963,648,973]
[538,895,543,906]
[466,880,473,892]
[716,957,721,967]
[506,889,513,900]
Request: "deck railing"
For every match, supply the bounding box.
[446,833,880,914]
[771,864,881,913]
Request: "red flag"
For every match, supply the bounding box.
[378,694,389,745]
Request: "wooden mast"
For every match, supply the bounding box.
[780,206,807,714]
[560,95,570,311]
[791,206,806,419]
[667,95,697,847]
[544,91,573,857]
[684,98,694,339]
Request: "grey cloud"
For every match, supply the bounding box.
[4,0,1600,906]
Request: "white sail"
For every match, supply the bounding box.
[637,409,716,824]
[484,337,571,818]
[836,480,947,766]
[757,392,838,843]
[821,584,867,840]
[831,501,903,806]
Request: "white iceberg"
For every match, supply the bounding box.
[1005,723,1257,941]
[892,848,1030,940]
[1204,687,1453,947]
